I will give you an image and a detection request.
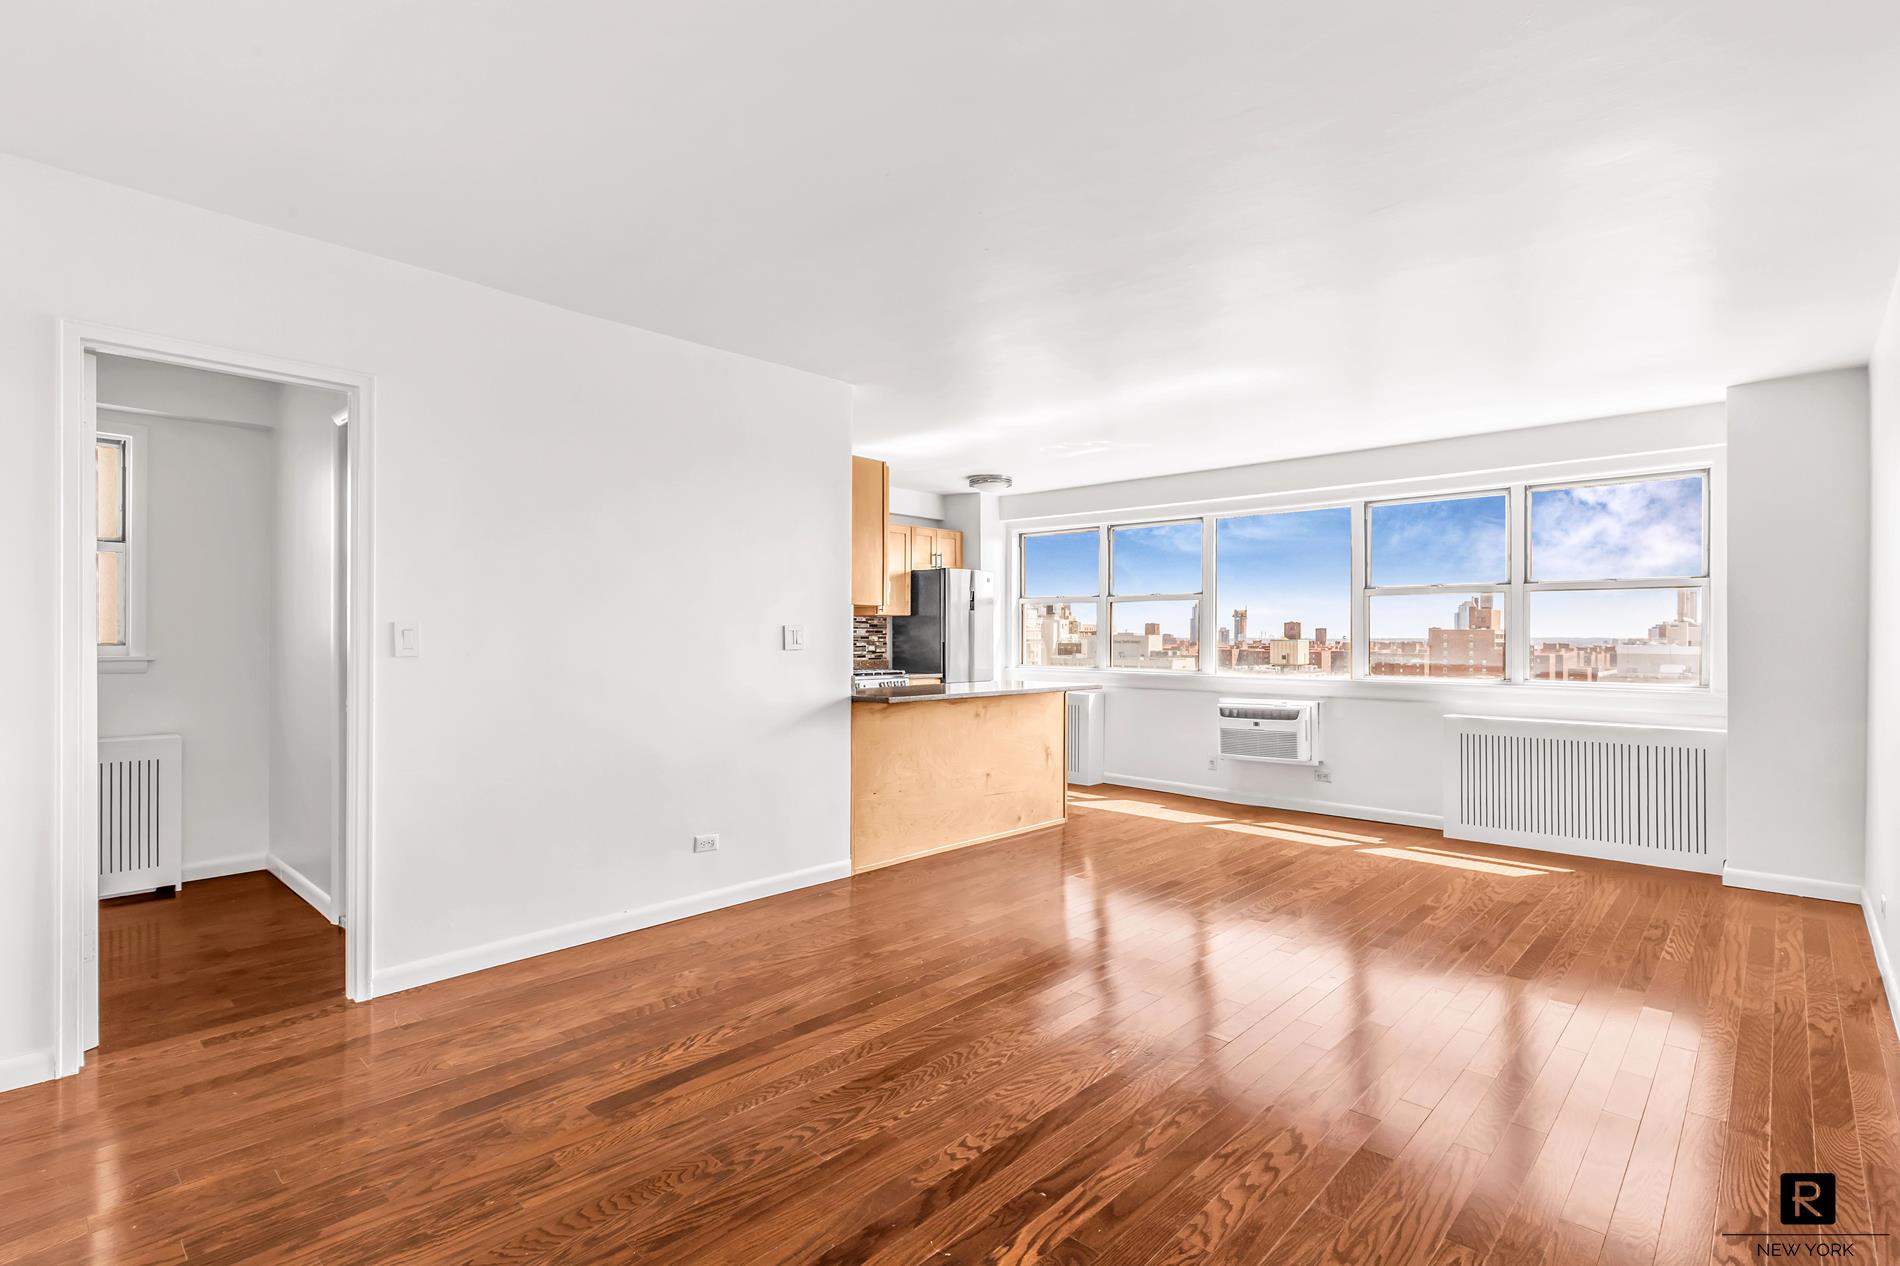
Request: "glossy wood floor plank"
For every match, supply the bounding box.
[3,786,1898,1265]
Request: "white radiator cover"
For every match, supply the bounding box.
[1442,715,1725,873]
[1066,690,1105,786]
[99,734,183,897]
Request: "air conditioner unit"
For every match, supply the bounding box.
[1217,699,1317,764]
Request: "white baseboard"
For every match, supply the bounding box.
[370,858,852,998]
[182,852,267,882]
[267,856,335,923]
[1864,896,1900,1042]
[1101,773,1443,831]
[1721,866,1862,905]
[0,1047,58,1097]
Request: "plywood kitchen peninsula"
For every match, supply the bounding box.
[849,684,1085,872]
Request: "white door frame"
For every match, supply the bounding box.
[54,320,377,1075]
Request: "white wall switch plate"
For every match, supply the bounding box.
[392,620,421,657]
[782,624,806,651]
[693,833,719,853]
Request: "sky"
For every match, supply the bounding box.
[1022,476,1705,643]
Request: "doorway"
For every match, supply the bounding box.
[55,324,374,1073]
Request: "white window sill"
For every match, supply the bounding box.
[99,656,155,675]
[1011,664,1726,721]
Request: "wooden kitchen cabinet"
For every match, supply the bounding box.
[851,456,889,613]
[883,524,912,615]
[851,455,966,615]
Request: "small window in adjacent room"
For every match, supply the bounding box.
[1214,506,1350,674]
[1365,492,1508,679]
[1526,473,1707,685]
[95,426,149,668]
[96,436,129,650]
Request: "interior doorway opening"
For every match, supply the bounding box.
[57,324,374,1074]
[90,355,349,1052]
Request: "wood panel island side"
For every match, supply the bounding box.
[849,684,1084,872]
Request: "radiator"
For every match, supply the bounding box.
[1066,690,1104,786]
[99,734,183,897]
[1441,715,1725,873]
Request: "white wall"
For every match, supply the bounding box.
[1726,369,1870,901]
[269,385,348,915]
[1008,405,1729,827]
[1865,274,1900,999]
[0,154,852,1087]
[96,358,277,878]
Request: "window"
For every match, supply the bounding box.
[1526,474,1707,685]
[1110,521,1201,670]
[1215,507,1349,674]
[95,426,148,667]
[1366,492,1508,679]
[96,436,129,650]
[1011,465,1714,690]
[1020,530,1101,667]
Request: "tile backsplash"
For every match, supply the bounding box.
[852,616,890,668]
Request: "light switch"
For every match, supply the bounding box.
[781,624,806,651]
[393,621,421,657]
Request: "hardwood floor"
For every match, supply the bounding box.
[3,786,1897,1264]
[98,872,343,1052]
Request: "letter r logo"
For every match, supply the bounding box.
[1779,1172,1836,1225]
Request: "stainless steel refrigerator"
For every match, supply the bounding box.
[891,568,996,683]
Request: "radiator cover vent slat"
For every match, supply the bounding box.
[1441,715,1725,874]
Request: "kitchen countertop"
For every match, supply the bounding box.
[850,681,1099,704]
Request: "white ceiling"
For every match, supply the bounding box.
[4,2,1899,493]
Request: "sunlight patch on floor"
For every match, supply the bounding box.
[1070,799,1230,824]
[1257,820,1385,845]
[1210,822,1358,847]
[1403,844,1573,873]
[1359,846,1552,878]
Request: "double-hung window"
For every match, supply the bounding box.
[95,425,149,667]
[96,434,131,652]
[1364,492,1510,679]
[1525,473,1708,685]
[1020,529,1101,668]
[1109,520,1201,671]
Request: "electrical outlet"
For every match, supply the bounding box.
[692,834,719,854]
[1313,763,1333,783]
[1207,757,1218,772]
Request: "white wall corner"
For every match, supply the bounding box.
[181,853,269,882]
[1864,895,1900,1044]
[1720,866,1863,905]
[268,855,336,923]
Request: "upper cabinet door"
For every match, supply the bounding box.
[885,524,913,616]
[851,457,888,610]
[908,526,939,571]
[939,530,963,569]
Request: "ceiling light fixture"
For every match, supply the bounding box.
[965,473,1013,491]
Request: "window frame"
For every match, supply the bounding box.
[1520,470,1712,688]
[1212,503,1354,678]
[1007,459,1719,694]
[95,421,151,671]
[1107,519,1203,673]
[1018,526,1108,669]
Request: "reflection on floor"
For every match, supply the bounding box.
[100,870,342,1052]
[2,784,1894,1265]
